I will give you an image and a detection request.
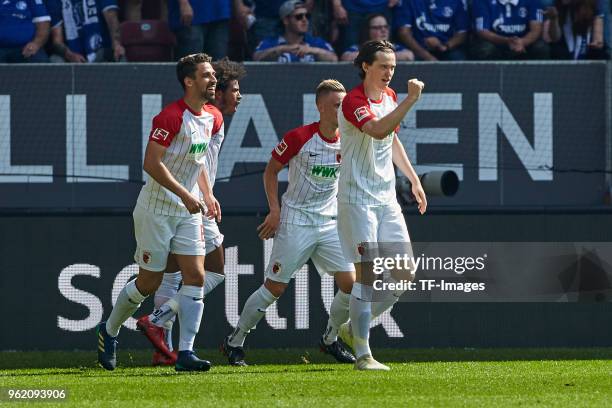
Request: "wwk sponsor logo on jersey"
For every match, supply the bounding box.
[311,165,338,179]
[189,142,209,155]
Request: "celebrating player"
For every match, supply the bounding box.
[336,40,427,370]
[96,53,220,372]
[221,80,356,366]
[135,58,246,366]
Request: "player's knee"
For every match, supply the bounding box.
[181,265,205,287]
[135,270,164,296]
[335,273,355,294]
[264,279,287,298]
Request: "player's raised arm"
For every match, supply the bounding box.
[257,157,284,240]
[361,79,424,139]
[143,141,203,214]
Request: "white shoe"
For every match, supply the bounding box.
[354,354,390,371]
[338,322,354,352]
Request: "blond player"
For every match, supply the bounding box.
[221,80,356,366]
[336,40,427,370]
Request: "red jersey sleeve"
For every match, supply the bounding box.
[204,104,224,137]
[342,91,375,131]
[149,104,183,147]
[271,124,315,165]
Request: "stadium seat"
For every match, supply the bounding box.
[120,20,175,62]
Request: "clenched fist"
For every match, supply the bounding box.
[407,79,425,102]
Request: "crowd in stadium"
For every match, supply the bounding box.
[1,0,610,63]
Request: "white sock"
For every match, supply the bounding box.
[150,272,181,343]
[149,295,179,327]
[177,285,204,351]
[323,290,350,345]
[106,279,146,337]
[155,272,182,307]
[164,317,175,351]
[228,285,277,347]
[204,271,225,296]
[371,291,404,319]
[349,283,372,359]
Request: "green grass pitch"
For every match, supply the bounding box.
[1,348,611,407]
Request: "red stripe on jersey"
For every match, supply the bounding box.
[204,103,224,136]
[342,84,375,131]
[148,100,184,147]
[271,122,319,165]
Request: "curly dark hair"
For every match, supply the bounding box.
[176,53,212,89]
[212,57,247,91]
[354,40,395,79]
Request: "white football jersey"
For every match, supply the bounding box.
[137,99,222,216]
[203,103,224,189]
[272,122,342,226]
[338,83,398,205]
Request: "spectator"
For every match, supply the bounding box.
[168,0,231,60]
[341,13,413,61]
[253,0,337,62]
[48,0,126,62]
[247,0,314,47]
[394,0,469,61]
[0,0,51,63]
[332,0,398,53]
[121,0,167,22]
[471,0,550,59]
[543,0,609,59]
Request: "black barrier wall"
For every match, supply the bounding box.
[0,62,608,211]
[1,213,611,351]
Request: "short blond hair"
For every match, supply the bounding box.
[315,79,346,103]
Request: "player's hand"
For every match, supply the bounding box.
[412,183,428,215]
[179,0,194,26]
[22,41,40,58]
[257,210,280,240]
[202,193,221,222]
[181,192,205,214]
[407,79,424,102]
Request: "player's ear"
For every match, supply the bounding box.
[361,61,369,75]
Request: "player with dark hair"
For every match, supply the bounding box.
[96,53,220,372]
[336,40,427,370]
[135,58,246,366]
[221,79,356,367]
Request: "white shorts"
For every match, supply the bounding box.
[203,216,224,255]
[265,222,355,284]
[337,201,411,264]
[133,204,205,272]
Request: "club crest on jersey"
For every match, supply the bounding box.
[357,242,366,256]
[274,139,288,156]
[143,251,151,264]
[272,262,282,274]
[151,128,169,141]
[354,106,370,122]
